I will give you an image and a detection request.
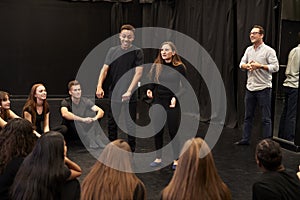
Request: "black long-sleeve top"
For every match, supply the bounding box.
[149,61,186,99]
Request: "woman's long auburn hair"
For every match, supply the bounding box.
[22,83,49,126]
[149,41,186,83]
[81,139,146,200]
[161,137,231,200]
[0,91,11,121]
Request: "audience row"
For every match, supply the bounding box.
[2,117,300,199]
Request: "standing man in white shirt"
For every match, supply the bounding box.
[235,25,279,145]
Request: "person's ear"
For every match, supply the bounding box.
[255,155,260,166]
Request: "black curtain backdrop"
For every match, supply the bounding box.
[0,0,284,128]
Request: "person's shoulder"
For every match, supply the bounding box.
[291,45,300,53]
[244,45,253,53]
[176,63,186,72]
[262,43,276,51]
[61,97,71,104]
[23,105,32,113]
[131,45,142,51]
[109,45,121,52]
[80,96,90,102]
[80,97,94,105]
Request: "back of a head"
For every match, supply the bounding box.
[0,118,36,174]
[11,131,66,200]
[256,139,282,171]
[81,139,145,200]
[98,139,133,172]
[34,131,65,165]
[162,137,231,200]
[0,118,34,138]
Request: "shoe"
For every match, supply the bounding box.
[172,164,177,170]
[234,140,250,145]
[172,160,178,170]
[150,161,162,167]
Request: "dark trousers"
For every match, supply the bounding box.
[63,120,104,147]
[108,100,137,151]
[278,86,298,141]
[242,88,272,142]
[52,125,68,136]
[152,97,180,159]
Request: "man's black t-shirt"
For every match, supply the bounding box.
[104,45,143,100]
[253,169,300,200]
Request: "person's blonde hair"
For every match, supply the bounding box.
[162,137,231,200]
[81,139,146,200]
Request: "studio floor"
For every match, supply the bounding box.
[11,99,300,200]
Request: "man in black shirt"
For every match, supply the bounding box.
[96,24,143,152]
[253,139,300,200]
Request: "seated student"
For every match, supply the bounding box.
[81,139,146,200]
[60,80,105,148]
[0,91,20,129]
[23,83,67,135]
[11,131,82,200]
[0,118,37,200]
[161,137,231,200]
[253,139,300,200]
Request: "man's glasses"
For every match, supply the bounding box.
[249,32,261,36]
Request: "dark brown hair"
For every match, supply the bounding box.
[120,24,135,32]
[0,91,10,121]
[253,25,265,35]
[255,139,283,171]
[68,80,80,90]
[0,118,36,174]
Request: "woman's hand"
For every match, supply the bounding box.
[147,89,153,99]
[170,97,176,108]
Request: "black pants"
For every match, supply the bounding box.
[152,97,180,159]
[108,100,137,152]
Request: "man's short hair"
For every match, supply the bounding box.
[120,24,135,32]
[68,80,80,90]
[253,25,265,35]
[256,139,282,171]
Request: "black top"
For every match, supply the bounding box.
[149,62,186,99]
[23,106,49,134]
[252,169,300,200]
[0,157,24,200]
[104,45,144,100]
